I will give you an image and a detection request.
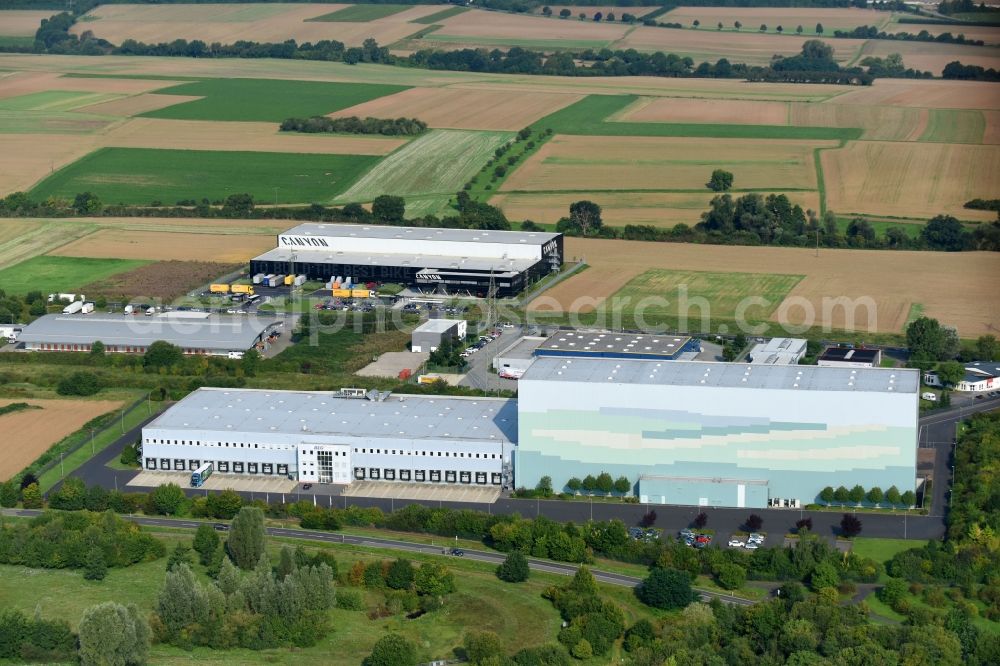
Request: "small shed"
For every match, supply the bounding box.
[411,318,467,353]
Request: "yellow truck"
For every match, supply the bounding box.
[332,289,352,298]
[351,289,371,298]
[283,274,294,286]
[231,284,255,295]
[210,284,230,294]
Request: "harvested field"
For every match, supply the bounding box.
[74,93,200,116]
[530,238,1000,335]
[490,191,821,227]
[0,11,54,36]
[102,118,406,155]
[0,71,182,100]
[984,111,1000,144]
[662,7,886,33]
[49,229,276,262]
[0,220,96,269]
[789,102,927,141]
[0,111,113,135]
[0,90,123,112]
[435,8,628,45]
[614,27,864,64]
[0,398,125,482]
[615,97,789,125]
[885,22,1000,45]
[829,78,1000,110]
[337,129,513,209]
[858,39,1000,75]
[81,260,241,300]
[501,135,827,192]
[0,134,98,195]
[306,4,409,21]
[821,141,1000,220]
[330,87,582,131]
[73,3,444,47]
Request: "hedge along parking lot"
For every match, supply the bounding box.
[140,78,408,122]
[29,148,381,205]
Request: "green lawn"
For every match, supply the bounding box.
[0,256,149,296]
[533,95,862,140]
[336,129,513,213]
[30,148,380,205]
[850,537,920,565]
[307,4,411,21]
[609,268,804,326]
[918,109,985,144]
[412,6,469,23]
[141,78,407,122]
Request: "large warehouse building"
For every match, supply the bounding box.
[250,223,563,297]
[18,312,280,357]
[516,358,918,508]
[141,388,516,486]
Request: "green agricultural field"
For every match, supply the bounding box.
[30,148,380,206]
[0,256,149,295]
[307,4,410,21]
[918,109,985,143]
[534,95,861,140]
[0,110,113,134]
[609,268,804,326]
[0,90,122,112]
[336,129,513,214]
[141,78,407,122]
[412,5,469,23]
[0,35,33,48]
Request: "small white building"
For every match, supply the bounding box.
[747,338,807,365]
[924,362,1000,392]
[411,319,467,353]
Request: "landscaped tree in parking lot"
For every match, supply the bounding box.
[566,477,582,493]
[820,486,835,505]
[613,476,631,495]
[840,513,863,538]
[833,486,850,505]
[596,472,614,494]
[693,512,708,529]
[848,485,866,506]
[901,490,916,508]
[745,514,763,531]
[582,474,598,494]
[867,487,884,507]
[885,486,902,507]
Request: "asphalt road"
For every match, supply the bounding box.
[0,508,753,606]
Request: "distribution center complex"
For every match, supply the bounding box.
[250,223,563,297]
[142,360,918,508]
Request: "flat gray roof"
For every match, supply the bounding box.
[497,336,547,360]
[414,319,464,334]
[147,388,517,442]
[19,313,278,351]
[280,222,559,246]
[253,247,533,274]
[520,357,919,394]
[538,331,692,357]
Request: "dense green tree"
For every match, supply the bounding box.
[907,316,960,362]
[20,482,42,509]
[192,524,220,566]
[78,602,149,666]
[716,563,746,590]
[166,543,194,572]
[221,193,254,217]
[560,8,571,18]
[365,633,417,666]
[885,485,902,506]
[636,567,695,610]
[90,340,105,357]
[613,476,631,495]
[867,486,884,507]
[840,513,863,538]
[84,546,108,581]
[975,334,998,360]
[0,480,18,508]
[595,472,614,494]
[147,483,186,516]
[386,558,415,590]
[819,486,835,505]
[143,341,182,369]
[809,561,839,591]
[581,474,597,493]
[414,561,455,596]
[497,551,530,583]
[56,370,101,396]
[73,191,103,215]
[936,360,967,386]
[901,490,916,508]
[49,476,86,510]
[816,22,824,34]
[464,630,505,664]
[566,477,582,493]
[372,195,405,223]
[206,489,243,519]
[921,214,968,251]
[708,169,734,191]
[833,485,850,505]
[227,506,266,570]
[536,475,553,497]
[568,200,603,236]
[848,485,866,505]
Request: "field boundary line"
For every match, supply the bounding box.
[520,260,588,307]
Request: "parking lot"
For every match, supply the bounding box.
[128,471,298,493]
[356,351,429,378]
[343,481,500,504]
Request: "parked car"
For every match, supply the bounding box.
[450,548,465,557]
[728,539,745,548]
[302,483,313,490]
[744,543,759,550]
[213,523,230,532]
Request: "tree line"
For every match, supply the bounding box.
[279,115,427,136]
[834,24,987,46]
[943,60,1000,81]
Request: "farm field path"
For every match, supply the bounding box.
[0,398,126,481]
[532,238,1000,335]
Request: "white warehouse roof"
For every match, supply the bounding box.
[147,388,518,442]
[520,357,918,394]
[279,222,559,246]
[414,319,465,334]
[19,313,278,351]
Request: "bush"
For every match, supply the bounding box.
[636,567,695,610]
[336,588,365,610]
[497,551,530,583]
[56,371,101,396]
[364,633,417,666]
[716,563,746,590]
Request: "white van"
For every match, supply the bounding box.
[227,351,244,360]
[921,392,938,402]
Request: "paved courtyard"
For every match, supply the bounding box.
[356,351,428,378]
[128,471,298,493]
[343,481,500,504]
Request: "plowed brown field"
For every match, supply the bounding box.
[49,229,275,262]
[0,398,125,481]
[0,11,61,36]
[615,97,789,125]
[829,78,1000,110]
[530,238,1000,335]
[436,9,628,42]
[330,87,582,131]
[82,260,241,300]
[0,134,98,195]
[502,135,827,192]
[821,141,1000,220]
[0,71,182,100]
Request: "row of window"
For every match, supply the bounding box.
[148,439,284,450]
[355,468,501,485]
[38,344,215,354]
[145,459,289,476]
[147,441,501,458]
[354,448,499,459]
